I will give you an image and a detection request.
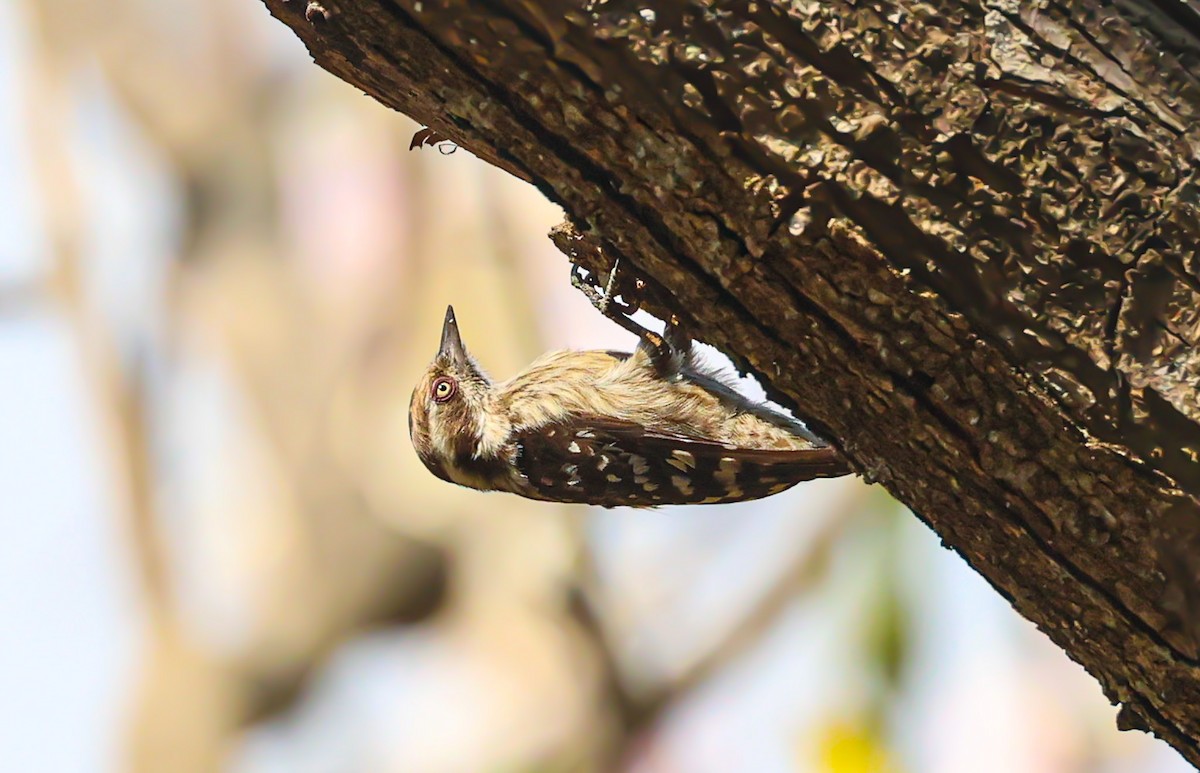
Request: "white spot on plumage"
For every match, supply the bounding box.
[716,457,740,487]
[576,430,596,438]
[606,473,621,483]
[567,441,581,454]
[642,482,659,492]
[596,455,610,471]
[669,450,696,471]
[630,455,649,475]
[671,475,694,496]
[562,463,582,487]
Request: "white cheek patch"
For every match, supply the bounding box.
[429,407,483,472]
[475,396,511,458]
[430,410,461,462]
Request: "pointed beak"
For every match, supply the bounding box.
[438,305,468,365]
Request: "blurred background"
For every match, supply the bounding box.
[0,1,1189,771]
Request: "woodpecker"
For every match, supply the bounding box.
[408,306,851,507]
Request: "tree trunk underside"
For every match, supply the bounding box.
[261,0,1200,762]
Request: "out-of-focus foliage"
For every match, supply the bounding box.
[0,0,1190,771]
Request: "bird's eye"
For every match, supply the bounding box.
[431,376,457,403]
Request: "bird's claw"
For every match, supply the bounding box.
[569,260,689,377]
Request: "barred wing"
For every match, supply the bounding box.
[513,417,850,507]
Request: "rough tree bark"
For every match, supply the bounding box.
[261,0,1200,763]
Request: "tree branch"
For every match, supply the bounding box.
[261,0,1200,762]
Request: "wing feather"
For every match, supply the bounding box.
[513,415,849,507]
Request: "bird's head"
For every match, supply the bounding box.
[408,306,495,485]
